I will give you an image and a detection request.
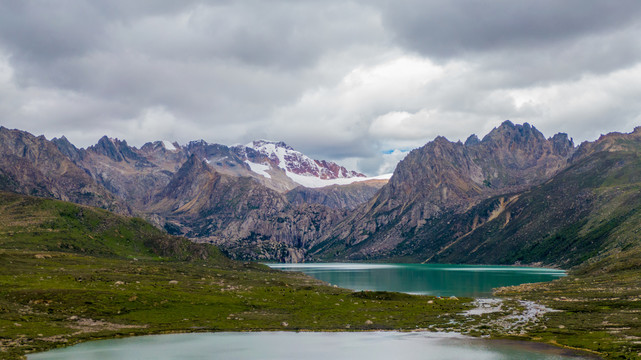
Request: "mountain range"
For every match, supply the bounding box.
[2,121,641,268]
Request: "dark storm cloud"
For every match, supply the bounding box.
[0,1,383,81]
[0,1,385,141]
[0,1,640,175]
[377,0,641,89]
[381,0,641,58]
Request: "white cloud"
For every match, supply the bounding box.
[503,62,641,141]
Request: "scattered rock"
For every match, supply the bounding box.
[114,281,125,286]
[464,298,503,316]
[168,280,179,285]
[365,320,373,325]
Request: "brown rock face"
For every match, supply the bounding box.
[0,127,128,214]
[147,155,344,262]
[76,138,187,208]
[312,121,575,259]
[47,134,375,261]
[570,126,641,161]
[286,180,386,210]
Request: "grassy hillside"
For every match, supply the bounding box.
[0,192,469,359]
[0,191,227,262]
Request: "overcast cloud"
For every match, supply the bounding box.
[1,1,640,175]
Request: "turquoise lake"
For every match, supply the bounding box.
[267,263,566,297]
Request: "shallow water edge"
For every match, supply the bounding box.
[29,331,602,360]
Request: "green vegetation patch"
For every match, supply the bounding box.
[497,269,641,359]
[0,192,470,359]
[0,250,470,359]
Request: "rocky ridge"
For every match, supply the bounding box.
[0,127,128,214]
[49,133,371,261]
[312,121,575,259]
[4,121,641,267]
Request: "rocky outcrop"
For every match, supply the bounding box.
[570,126,641,161]
[0,127,128,214]
[286,180,387,209]
[71,138,184,207]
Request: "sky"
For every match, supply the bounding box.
[1,1,641,175]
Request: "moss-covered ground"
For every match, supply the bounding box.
[0,250,471,359]
[496,269,641,359]
[0,192,470,359]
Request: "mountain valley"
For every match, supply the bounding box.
[3,121,641,358]
[3,121,641,269]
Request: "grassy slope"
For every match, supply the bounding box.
[489,152,641,359]
[491,192,641,358]
[0,192,469,359]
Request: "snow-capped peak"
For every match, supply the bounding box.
[244,140,365,182]
[162,140,178,151]
[246,139,294,151]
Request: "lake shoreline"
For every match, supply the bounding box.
[28,330,603,360]
[26,263,593,360]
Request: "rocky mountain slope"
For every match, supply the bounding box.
[286,179,388,210]
[53,136,188,209]
[56,135,383,203]
[311,125,641,270]
[0,127,380,261]
[0,127,128,214]
[4,122,641,268]
[145,154,344,262]
[313,121,575,258]
[45,133,375,261]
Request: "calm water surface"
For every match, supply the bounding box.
[29,332,590,360]
[267,263,566,297]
